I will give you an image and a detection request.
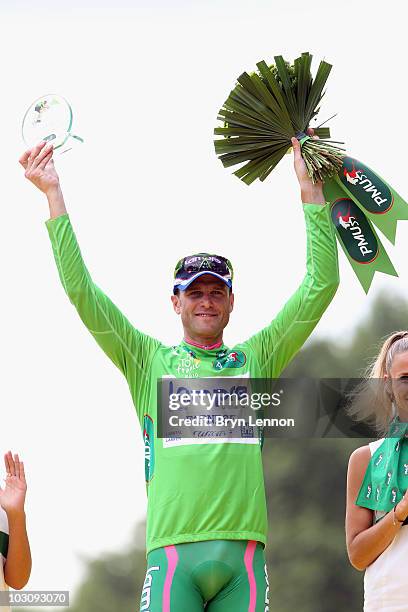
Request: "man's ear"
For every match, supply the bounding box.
[171,294,181,315]
[229,291,234,314]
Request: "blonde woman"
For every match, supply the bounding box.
[346,331,408,611]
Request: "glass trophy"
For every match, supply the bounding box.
[22,94,84,154]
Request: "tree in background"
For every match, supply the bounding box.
[68,523,147,612]
[20,291,408,612]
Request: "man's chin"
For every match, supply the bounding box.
[193,318,221,333]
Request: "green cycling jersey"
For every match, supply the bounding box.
[46,203,339,555]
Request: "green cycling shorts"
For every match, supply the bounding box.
[139,540,269,611]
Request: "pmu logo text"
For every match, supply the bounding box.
[340,157,393,214]
[331,199,379,264]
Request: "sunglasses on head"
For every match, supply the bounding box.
[174,254,233,281]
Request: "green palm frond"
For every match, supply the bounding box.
[214,52,345,184]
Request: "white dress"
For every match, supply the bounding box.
[364,439,408,611]
[0,506,10,612]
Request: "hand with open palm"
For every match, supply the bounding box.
[0,452,27,516]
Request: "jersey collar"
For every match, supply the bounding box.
[183,337,224,351]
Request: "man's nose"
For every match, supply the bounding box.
[200,293,213,307]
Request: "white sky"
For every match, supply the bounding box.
[1,0,408,599]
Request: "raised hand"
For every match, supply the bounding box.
[19,141,60,196]
[19,141,67,218]
[0,452,27,516]
[291,128,325,205]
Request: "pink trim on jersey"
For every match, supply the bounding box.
[184,337,223,350]
[163,545,178,612]
[244,540,257,612]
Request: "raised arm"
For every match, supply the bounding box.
[0,452,31,590]
[346,445,408,570]
[243,134,339,378]
[19,143,162,388]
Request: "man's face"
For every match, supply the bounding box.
[171,274,234,341]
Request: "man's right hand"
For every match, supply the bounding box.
[19,141,67,218]
[19,141,60,196]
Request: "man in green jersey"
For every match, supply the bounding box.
[20,134,339,611]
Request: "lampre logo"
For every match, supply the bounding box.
[331,199,379,264]
[340,157,393,214]
[143,415,155,483]
[140,565,160,611]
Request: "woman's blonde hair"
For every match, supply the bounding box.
[348,331,408,435]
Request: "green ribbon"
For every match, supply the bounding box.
[298,134,311,147]
[356,419,408,513]
[336,157,408,244]
[324,177,397,293]
[322,155,408,292]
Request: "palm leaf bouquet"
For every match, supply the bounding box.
[214,52,344,185]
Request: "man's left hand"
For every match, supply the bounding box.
[292,128,325,205]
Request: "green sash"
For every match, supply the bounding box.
[356,420,408,512]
